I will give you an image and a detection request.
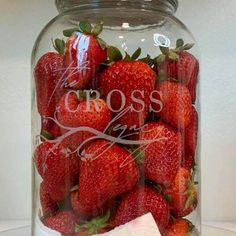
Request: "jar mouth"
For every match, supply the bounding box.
[55,0,179,15]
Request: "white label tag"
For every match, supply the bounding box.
[94,213,162,236]
[35,213,161,236]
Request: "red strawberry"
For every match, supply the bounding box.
[34,52,65,117]
[99,60,156,128]
[43,211,76,235]
[33,142,79,201]
[64,25,107,89]
[57,92,112,152]
[154,80,192,129]
[164,167,198,217]
[182,155,195,171]
[40,181,58,216]
[71,191,113,218]
[77,140,140,215]
[41,116,62,140]
[139,122,182,186]
[155,40,199,103]
[114,186,169,232]
[183,106,198,156]
[165,219,196,236]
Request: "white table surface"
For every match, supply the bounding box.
[1,225,236,236]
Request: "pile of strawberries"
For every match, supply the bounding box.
[33,21,199,236]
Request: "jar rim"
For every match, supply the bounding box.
[55,0,179,15]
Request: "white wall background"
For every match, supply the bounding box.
[0,0,235,222]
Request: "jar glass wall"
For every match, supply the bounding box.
[32,1,200,235]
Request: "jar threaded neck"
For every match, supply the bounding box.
[55,0,178,15]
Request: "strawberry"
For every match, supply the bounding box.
[165,219,196,236]
[71,190,118,223]
[43,211,76,235]
[99,51,156,128]
[71,191,113,218]
[114,186,169,232]
[34,52,65,117]
[164,167,198,217]
[154,80,192,129]
[41,116,62,140]
[33,142,79,201]
[40,181,58,216]
[64,22,107,89]
[182,155,195,171]
[183,106,198,156]
[139,122,182,186]
[155,39,199,103]
[57,92,112,152]
[77,140,140,215]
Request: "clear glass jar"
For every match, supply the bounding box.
[32,0,201,235]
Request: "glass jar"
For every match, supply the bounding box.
[32,0,201,235]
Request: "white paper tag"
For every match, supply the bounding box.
[94,213,161,236]
[35,213,161,236]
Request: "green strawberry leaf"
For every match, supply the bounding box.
[168,51,179,60]
[183,43,194,50]
[159,46,169,55]
[92,22,104,37]
[108,46,123,62]
[131,47,142,60]
[164,194,173,202]
[139,54,154,67]
[124,52,131,61]
[95,211,110,225]
[52,38,65,55]
[156,54,166,64]
[176,38,184,48]
[79,20,92,34]
[97,37,108,49]
[63,27,81,37]
[188,221,198,234]
[131,148,145,165]
[75,211,110,235]
[41,130,54,140]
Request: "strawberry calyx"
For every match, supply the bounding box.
[76,90,100,101]
[107,47,142,63]
[75,211,110,235]
[156,39,194,64]
[183,179,198,211]
[139,54,155,67]
[184,166,198,211]
[41,130,54,140]
[128,147,145,165]
[139,39,195,67]
[63,21,108,49]
[52,38,65,55]
[164,194,173,202]
[63,21,103,37]
[145,179,163,194]
[185,219,197,235]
